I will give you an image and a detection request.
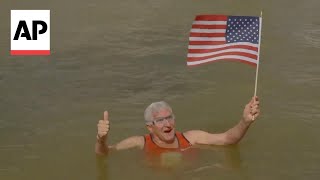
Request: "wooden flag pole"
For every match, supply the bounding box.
[254,11,263,97]
[252,11,262,121]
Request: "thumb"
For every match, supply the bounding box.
[104,111,109,122]
[249,96,256,104]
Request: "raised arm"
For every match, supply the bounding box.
[184,96,260,146]
[95,111,144,155]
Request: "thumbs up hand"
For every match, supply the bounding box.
[97,111,110,142]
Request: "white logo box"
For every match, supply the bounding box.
[11,10,50,55]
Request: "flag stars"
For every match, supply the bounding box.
[226,16,259,44]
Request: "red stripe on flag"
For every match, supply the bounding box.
[195,15,228,21]
[188,59,257,67]
[189,33,225,37]
[189,41,226,45]
[188,52,258,62]
[11,50,50,55]
[188,45,258,53]
[191,24,227,29]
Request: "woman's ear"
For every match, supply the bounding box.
[146,124,153,133]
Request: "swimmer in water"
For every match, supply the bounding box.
[95,96,260,156]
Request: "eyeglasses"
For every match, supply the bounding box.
[152,114,175,125]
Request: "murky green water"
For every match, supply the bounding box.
[1,0,320,179]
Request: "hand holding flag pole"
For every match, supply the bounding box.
[186,12,263,120]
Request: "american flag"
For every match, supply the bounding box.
[187,15,261,66]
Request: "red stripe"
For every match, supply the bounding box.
[11,50,50,55]
[189,41,226,45]
[188,59,257,67]
[188,52,257,62]
[191,24,227,29]
[188,45,258,53]
[195,15,228,21]
[190,32,225,37]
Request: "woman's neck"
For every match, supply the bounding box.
[151,134,178,148]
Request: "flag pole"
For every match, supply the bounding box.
[254,11,263,97]
[252,11,262,121]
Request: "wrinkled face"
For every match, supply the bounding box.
[147,109,176,143]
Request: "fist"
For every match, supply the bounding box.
[243,96,260,122]
[97,111,110,140]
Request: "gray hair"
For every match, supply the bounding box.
[144,101,173,124]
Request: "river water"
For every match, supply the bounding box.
[1,0,320,180]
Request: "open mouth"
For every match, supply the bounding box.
[163,129,172,134]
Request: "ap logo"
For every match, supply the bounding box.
[11,10,50,55]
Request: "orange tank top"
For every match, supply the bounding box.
[143,131,192,154]
[143,131,195,168]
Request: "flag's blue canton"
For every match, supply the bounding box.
[226,16,260,44]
